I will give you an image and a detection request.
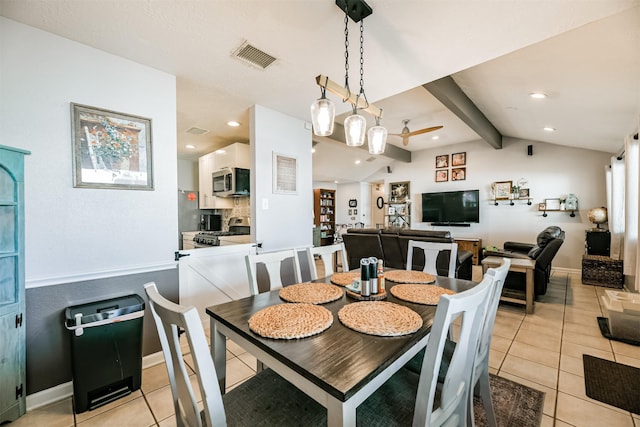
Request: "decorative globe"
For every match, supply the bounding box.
[587,207,608,228]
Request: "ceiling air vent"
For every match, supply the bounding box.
[186,127,209,135]
[233,41,277,69]
[366,156,377,162]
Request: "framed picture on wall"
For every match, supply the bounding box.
[272,152,297,194]
[435,154,449,168]
[451,167,466,181]
[390,181,410,202]
[492,181,512,200]
[71,103,153,190]
[435,170,448,182]
[452,152,466,166]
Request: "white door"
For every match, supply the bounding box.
[177,244,255,324]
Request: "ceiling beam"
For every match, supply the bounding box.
[313,123,412,163]
[423,76,503,149]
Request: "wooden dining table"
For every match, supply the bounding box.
[205,273,477,427]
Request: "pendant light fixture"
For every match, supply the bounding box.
[310,84,335,136]
[311,0,387,152]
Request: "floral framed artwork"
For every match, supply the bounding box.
[390,181,410,202]
[435,170,448,182]
[519,188,530,198]
[71,103,153,190]
[435,154,449,169]
[452,152,466,166]
[492,181,512,200]
[451,167,466,181]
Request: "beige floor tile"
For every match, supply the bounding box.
[563,320,602,337]
[492,317,521,340]
[564,307,601,327]
[489,334,513,353]
[158,414,177,427]
[76,396,155,427]
[237,351,258,372]
[611,341,640,360]
[227,339,247,356]
[519,318,563,337]
[75,390,143,423]
[495,307,526,321]
[141,362,170,393]
[8,398,74,427]
[541,414,554,427]
[145,384,175,422]
[496,303,528,318]
[562,330,613,352]
[515,328,561,352]
[554,420,575,427]
[498,371,557,417]
[226,356,256,387]
[500,354,558,389]
[560,354,585,377]
[561,341,615,361]
[488,348,506,370]
[508,341,559,369]
[615,354,640,369]
[556,392,635,426]
[558,370,630,415]
[488,366,498,375]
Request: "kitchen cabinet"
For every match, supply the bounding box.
[198,152,232,209]
[214,142,250,170]
[0,145,29,423]
[314,189,335,246]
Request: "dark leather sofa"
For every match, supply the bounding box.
[484,226,565,296]
[342,228,473,280]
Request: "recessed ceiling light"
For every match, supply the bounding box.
[215,149,227,154]
[355,160,361,165]
[543,127,556,132]
[185,144,196,149]
[227,121,240,127]
[432,135,439,140]
[530,92,547,99]
[334,180,339,184]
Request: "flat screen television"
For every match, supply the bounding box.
[421,189,480,224]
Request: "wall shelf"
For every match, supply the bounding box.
[539,208,576,218]
[492,197,533,206]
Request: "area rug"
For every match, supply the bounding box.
[583,354,640,414]
[473,374,545,427]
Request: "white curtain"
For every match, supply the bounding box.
[608,156,625,259]
[624,136,639,277]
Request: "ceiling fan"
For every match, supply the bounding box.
[390,119,443,146]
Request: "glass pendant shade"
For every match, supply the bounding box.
[344,113,367,146]
[310,97,335,136]
[367,124,387,154]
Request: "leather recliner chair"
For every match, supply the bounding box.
[484,226,565,296]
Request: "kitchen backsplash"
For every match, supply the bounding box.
[222,197,250,230]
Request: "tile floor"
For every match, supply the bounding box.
[9,268,640,427]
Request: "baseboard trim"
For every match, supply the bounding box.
[26,351,165,411]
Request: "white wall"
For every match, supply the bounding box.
[178,159,198,191]
[367,137,611,269]
[250,105,313,251]
[0,17,178,284]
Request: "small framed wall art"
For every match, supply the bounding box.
[492,181,512,200]
[435,170,448,182]
[451,167,466,181]
[390,181,410,202]
[452,152,466,166]
[435,154,449,169]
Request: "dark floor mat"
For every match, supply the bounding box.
[597,317,640,346]
[583,354,640,414]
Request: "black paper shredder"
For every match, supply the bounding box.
[64,294,145,413]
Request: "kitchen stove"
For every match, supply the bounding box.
[193,216,250,247]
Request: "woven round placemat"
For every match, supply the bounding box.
[338,301,423,336]
[330,271,360,287]
[279,283,343,304]
[345,289,387,301]
[385,270,436,284]
[390,284,456,305]
[248,303,333,339]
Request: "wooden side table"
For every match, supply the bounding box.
[482,256,536,314]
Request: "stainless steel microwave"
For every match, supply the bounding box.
[212,167,250,197]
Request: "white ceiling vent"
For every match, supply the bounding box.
[366,156,377,162]
[186,127,209,135]
[233,41,277,69]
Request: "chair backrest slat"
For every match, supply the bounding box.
[307,243,349,280]
[406,240,458,278]
[245,249,302,295]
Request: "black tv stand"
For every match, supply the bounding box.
[432,222,471,227]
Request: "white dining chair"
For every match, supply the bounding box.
[245,249,302,295]
[356,272,494,426]
[307,242,349,280]
[467,257,511,427]
[143,282,325,427]
[406,240,458,278]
